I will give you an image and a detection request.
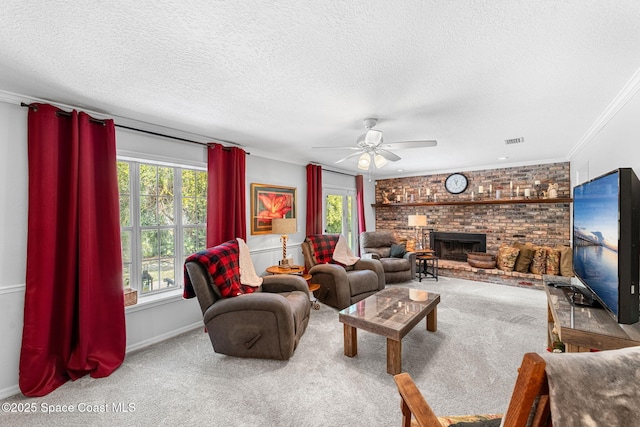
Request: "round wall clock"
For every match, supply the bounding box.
[444,173,468,194]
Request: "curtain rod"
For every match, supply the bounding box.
[325,169,358,177]
[310,162,357,177]
[20,102,247,152]
[21,102,106,126]
[115,123,208,146]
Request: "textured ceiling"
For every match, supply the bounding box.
[1,1,640,178]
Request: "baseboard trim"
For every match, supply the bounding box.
[125,321,203,354]
[0,384,21,400]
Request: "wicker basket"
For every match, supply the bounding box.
[467,252,497,269]
[124,287,138,306]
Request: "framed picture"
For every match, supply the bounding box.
[250,183,297,235]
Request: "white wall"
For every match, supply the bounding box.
[570,87,640,184]
[0,98,313,398]
[0,101,29,398]
[365,177,376,230]
[245,156,308,272]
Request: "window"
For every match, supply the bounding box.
[324,189,356,250]
[118,160,207,295]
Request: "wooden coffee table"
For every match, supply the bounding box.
[338,287,440,375]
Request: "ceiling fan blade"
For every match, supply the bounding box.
[376,149,401,162]
[382,140,438,150]
[311,146,362,150]
[335,151,364,164]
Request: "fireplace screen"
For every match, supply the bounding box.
[430,232,487,261]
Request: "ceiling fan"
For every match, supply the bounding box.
[313,118,437,170]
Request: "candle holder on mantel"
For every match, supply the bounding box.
[533,181,542,198]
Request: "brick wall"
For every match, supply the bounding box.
[374,162,571,253]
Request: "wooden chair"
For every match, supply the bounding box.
[394,352,550,427]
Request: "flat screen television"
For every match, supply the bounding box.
[572,168,640,324]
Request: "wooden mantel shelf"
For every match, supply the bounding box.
[371,197,572,208]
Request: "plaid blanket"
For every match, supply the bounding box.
[183,239,256,299]
[306,234,341,265]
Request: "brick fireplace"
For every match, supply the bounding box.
[373,162,571,253]
[430,232,487,261]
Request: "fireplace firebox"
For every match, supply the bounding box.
[430,232,487,262]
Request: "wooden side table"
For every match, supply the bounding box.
[307,282,321,310]
[266,265,320,310]
[266,265,305,275]
[414,249,435,256]
[417,255,438,281]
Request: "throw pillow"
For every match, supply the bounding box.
[545,247,561,276]
[556,245,573,277]
[529,246,547,274]
[390,243,407,258]
[513,243,536,273]
[496,244,519,272]
[237,237,263,287]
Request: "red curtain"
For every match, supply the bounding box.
[306,164,323,236]
[20,103,125,397]
[207,143,246,246]
[356,174,366,235]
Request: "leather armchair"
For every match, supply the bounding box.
[301,236,385,310]
[185,262,310,360]
[360,230,416,283]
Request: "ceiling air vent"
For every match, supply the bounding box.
[505,137,525,145]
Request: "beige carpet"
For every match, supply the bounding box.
[0,276,547,426]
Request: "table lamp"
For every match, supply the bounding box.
[407,214,427,250]
[272,217,297,268]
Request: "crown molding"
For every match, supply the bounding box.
[568,66,640,159]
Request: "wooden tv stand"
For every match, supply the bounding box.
[544,276,640,352]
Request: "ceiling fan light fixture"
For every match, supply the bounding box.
[374,153,388,168]
[357,152,371,170]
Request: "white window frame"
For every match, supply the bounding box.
[323,186,358,250]
[118,157,206,296]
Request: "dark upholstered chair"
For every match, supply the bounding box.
[185,262,310,360]
[360,231,416,283]
[301,236,385,310]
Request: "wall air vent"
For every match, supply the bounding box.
[505,137,525,145]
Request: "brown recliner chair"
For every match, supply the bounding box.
[301,235,385,310]
[360,230,416,283]
[185,262,310,360]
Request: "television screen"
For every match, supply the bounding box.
[572,168,640,324]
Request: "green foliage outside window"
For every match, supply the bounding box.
[117,162,131,227]
[182,169,207,257]
[325,194,343,234]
